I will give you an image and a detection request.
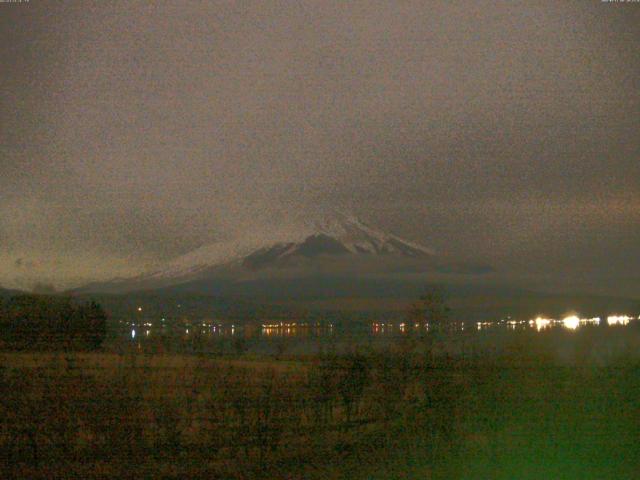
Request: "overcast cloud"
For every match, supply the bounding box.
[1,1,638,295]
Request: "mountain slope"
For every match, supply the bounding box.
[76,213,442,294]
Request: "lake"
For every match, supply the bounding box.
[108,313,640,359]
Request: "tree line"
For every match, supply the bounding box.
[0,295,107,350]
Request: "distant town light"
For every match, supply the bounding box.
[584,317,601,326]
[607,315,631,326]
[562,316,580,330]
[534,317,552,331]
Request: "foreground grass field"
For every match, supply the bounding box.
[1,332,639,479]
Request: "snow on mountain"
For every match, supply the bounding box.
[237,212,436,270]
[306,211,435,256]
[146,212,435,280]
[77,212,436,292]
[146,240,259,280]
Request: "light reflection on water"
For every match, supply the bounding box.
[371,314,635,335]
[121,313,638,344]
[607,315,631,326]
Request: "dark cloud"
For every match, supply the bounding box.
[1,1,638,295]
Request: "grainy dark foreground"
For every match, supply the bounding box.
[1,343,639,479]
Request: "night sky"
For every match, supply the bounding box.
[1,1,638,296]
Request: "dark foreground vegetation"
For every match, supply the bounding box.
[0,295,107,351]
[1,331,639,479]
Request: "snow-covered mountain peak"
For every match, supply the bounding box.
[303,211,436,256]
[157,212,435,276]
[78,213,437,291]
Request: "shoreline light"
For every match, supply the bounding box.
[533,316,552,331]
[607,315,631,326]
[562,315,580,330]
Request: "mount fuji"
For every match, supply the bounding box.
[240,212,435,270]
[75,212,486,295]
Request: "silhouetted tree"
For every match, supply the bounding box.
[0,295,107,351]
[408,286,451,333]
[307,356,338,426]
[337,353,369,424]
[76,300,108,350]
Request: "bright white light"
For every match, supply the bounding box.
[137,307,142,312]
[607,315,631,326]
[534,317,552,331]
[562,316,580,330]
[131,329,136,339]
[584,317,600,326]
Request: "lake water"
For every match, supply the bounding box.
[109,314,640,358]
